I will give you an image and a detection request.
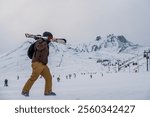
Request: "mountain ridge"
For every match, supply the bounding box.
[0,34,150,76]
[68,34,141,54]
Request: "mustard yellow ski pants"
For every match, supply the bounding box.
[22,62,52,94]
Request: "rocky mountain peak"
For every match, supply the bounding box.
[69,34,139,53]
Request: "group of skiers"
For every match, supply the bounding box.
[52,71,104,82]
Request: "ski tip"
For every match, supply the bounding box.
[63,39,67,43]
[25,33,28,37]
[60,38,67,44]
[25,33,32,38]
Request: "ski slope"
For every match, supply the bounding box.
[0,70,150,100]
[0,40,150,100]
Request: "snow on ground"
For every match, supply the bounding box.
[0,71,150,100]
[0,41,150,100]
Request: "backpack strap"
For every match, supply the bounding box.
[34,39,49,57]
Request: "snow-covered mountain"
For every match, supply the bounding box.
[0,35,150,100]
[68,34,141,53]
[0,34,150,77]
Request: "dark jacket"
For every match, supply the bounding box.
[32,39,50,65]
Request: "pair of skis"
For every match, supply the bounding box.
[25,33,67,45]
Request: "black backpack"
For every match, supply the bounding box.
[27,42,35,59]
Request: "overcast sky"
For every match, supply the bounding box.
[0,0,150,53]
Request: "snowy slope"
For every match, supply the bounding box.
[1,72,150,100]
[0,36,150,100]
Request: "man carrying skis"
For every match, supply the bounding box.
[22,31,56,96]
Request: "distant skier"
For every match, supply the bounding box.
[73,73,76,78]
[57,75,60,82]
[22,32,56,96]
[66,75,68,79]
[101,73,103,77]
[17,76,19,80]
[69,74,72,79]
[4,79,8,87]
[90,74,93,79]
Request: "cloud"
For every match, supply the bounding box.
[0,0,150,53]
